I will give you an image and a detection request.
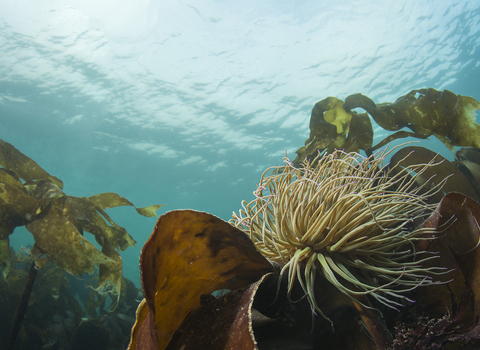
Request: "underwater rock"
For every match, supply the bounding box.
[391,287,480,349]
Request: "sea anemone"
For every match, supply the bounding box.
[230,146,450,323]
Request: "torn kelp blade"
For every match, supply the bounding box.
[25,205,113,276]
[128,210,274,350]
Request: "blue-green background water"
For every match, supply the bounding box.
[1,0,479,287]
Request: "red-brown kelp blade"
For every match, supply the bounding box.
[166,273,272,350]
[418,192,480,316]
[389,146,479,202]
[128,210,274,350]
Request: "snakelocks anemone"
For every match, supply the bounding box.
[230,146,450,324]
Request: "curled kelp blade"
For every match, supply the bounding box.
[129,299,157,350]
[344,88,480,152]
[456,147,480,164]
[454,160,480,199]
[128,210,273,350]
[166,273,271,350]
[391,192,480,345]
[0,139,63,189]
[294,97,373,163]
[410,238,472,321]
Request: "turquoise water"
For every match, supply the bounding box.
[1,0,479,289]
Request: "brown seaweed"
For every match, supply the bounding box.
[128,210,274,350]
[454,147,480,200]
[392,287,480,349]
[0,140,63,189]
[1,245,142,349]
[344,88,480,152]
[0,139,163,300]
[422,192,480,316]
[166,274,271,350]
[295,96,373,163]
[389,146,479,202]
[295,88,480,164]
[128,189,480,350]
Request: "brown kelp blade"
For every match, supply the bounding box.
[87,192,164,217]
[0,182,45,239]
[0,139,63,189]
[389,146,479,202]
[420,192,480,314]
[65,196,137,251]
[294,96,373,163]
[128,210,274,350]
[455,147,480,200]
[344,88,480,152]
[166,273,271,350]
[26,205,113,276]
[0,138,163,309]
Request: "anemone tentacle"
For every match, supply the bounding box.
[230,146,451,324]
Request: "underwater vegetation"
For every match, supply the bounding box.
[0,140,163,349]
[0,257,142,350]
[295,88,480,160]
[232,146,449,325]
[128,88,480,350]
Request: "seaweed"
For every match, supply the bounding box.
[389,146,480,202]
[0,139,163,349]
[391,287,480,349]
[0,240,145,349]
[129,191,480,349]
[128,89,480,349]
[0,139,163,296]
[295,88,480,163]
[295,96,373,161]
[128,210,274,350]
[344,89,480,152]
